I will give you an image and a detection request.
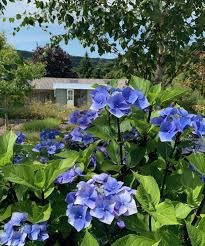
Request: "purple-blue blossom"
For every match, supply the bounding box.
[0,212,49,246]
[108,92,131,118]
[65,173,137,231]
[90,86,109,111]
[69,110,98,129]
[151,107,192,142]
[40,129,59,141]
[56,166,82,184]
[70,127,94,145]
[16,132,26,145]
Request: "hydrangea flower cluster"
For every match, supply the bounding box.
[65,174,137,232]
[69,127,94,145]
[69,110,98,129]
[56,166,83,184]
[32,129,64,156]
[16,132,26,145]
[152,107,205,142]
[40,129,59,140]
[14,155,24,164]
[123,128,138,142]
[182,138,205,155]
[90,86,149,118]
[0,212,49,246]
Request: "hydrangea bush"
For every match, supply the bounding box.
[0,77,205,245]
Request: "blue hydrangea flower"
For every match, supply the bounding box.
[0,212,49,245]
[182,138,205,155]
[32,139,64,156]
[108,92,131,118]
[90,86,109,111]
[56,166,82,184]
[69,110,98,129]
[90,197,115,224]
[16,132,26,145]
[70,127,94,145]
[122,87,149,109]
[26,223,49,241]
[152,107,192,142]
[117,220,126,229]
[66,205,92,232]
[75,182,98,209]
[40,129,59,141]
[14,155,24,164]
[190,115,205,137]
[65,174,137,231]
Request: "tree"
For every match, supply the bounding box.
[32,45,78,78]
[10,0,205,85]
[75,52,93,78]
[0,33,44,124]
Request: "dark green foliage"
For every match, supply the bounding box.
[32,45,78,78]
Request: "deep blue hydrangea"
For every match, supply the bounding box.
[69,110,98,129]
[40,129,59,141]
[90,86,110,111]
[65,174,137,231]
[0,212,49,246]
[16,132,26,145]
[123,128,138,142]
[32,139,64,156]
[189,115,205,137]
[151,107,192,142]
[56,166,83,184]
[32,129,64,156]
[70,127,94,145]
[13,155,24,164]
[182,138,205,155]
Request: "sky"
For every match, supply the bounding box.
[0,1,116,59]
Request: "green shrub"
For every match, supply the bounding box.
[22,118,60,132]
[7,101,76,122]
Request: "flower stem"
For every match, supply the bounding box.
[147,106,153,123]
[160,135,180,199]
[191,194,205,225]
[41,191,45,206]
[117,118,123,166]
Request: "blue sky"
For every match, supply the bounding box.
[0,1,116,59]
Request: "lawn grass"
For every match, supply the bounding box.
[22,118,60,132]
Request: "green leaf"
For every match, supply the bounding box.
[0,131,17,167]
[186,223,205,246]
[151,200,179,227]
[148,84,162,104]
[181,170,203,206]
[187,153,205,176]
[155,230,181,246]
[0,205,12,222]
[107,140,120,164]
[129,76,151,95]
[81,230,99,246]
[99,160,122,172]
[87,125,113,141]
[44,151,79,189]
[13,201,51,223]
[112,234,160,246]
[123,213,148,233]
[135,173,160,212]
[2,164,41,190]
[174,202,192,219]
[158,87,188,106]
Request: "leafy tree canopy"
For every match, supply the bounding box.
[32,45,78,78]
[0,33,44,106]
[6,0,205,84]
[74,52,93,78]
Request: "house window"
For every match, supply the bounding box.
[67,90,74,101]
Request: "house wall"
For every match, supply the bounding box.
[29,90,55,103]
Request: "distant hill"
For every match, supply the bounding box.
[17,50,114,68]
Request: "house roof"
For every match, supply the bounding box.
[31,77,126,90]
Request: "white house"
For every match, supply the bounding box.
[30,77,126,107]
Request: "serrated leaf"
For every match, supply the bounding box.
[112,234,160,246]
[135,173,160,212]
[81,230,99,246]
[187,223,205,246]
[175,202,192,219]
[129,76,151,95]
[0,131,17,167]
[151,200,179,227]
